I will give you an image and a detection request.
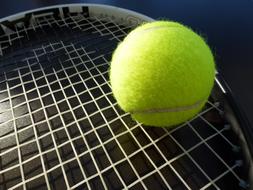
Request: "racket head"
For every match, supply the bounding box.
[0,4,252,190]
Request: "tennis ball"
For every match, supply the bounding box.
[110,21,215,127]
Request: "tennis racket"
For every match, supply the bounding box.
[0,4,252,190]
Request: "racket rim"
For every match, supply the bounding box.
[0,3,154,24]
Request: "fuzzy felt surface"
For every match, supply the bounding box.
[110,21,215,127]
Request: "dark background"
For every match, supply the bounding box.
[0,0,252,127]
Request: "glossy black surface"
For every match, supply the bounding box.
[0,0,252,127]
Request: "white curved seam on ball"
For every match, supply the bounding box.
[129,99,204,114]
[142,25,181,33]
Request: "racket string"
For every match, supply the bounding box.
[0,11,249,190]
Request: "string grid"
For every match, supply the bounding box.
[0,12,248,190]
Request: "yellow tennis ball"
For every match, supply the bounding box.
[110,21,215,127]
